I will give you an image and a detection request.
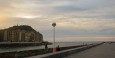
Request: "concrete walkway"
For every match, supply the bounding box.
[64,43,115,58]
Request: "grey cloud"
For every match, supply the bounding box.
[53,6,91,13]
[40,26,115,38]
[0,0,115,41]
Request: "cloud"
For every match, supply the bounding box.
[0,0,115,41]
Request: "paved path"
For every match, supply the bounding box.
[64,43,115,58]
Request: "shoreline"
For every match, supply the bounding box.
[0,42,52,47]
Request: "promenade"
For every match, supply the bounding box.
[64,43,115,58]
[27,44,101,58]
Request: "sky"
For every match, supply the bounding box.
[0,0,115,42]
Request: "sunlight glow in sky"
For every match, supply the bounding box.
[14,14,37,19]
[0,0,115,42]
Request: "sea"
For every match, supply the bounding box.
[0,41,102,53]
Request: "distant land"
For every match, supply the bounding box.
[0,25,43,42]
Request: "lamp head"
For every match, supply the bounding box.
[52,22,56,27]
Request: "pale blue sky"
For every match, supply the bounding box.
[0,0,115,42]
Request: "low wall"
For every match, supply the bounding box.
[0,45,84,58]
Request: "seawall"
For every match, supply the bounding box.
[0,45,84,58]
[27,43,103,58]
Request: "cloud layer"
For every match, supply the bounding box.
[0,0,115,42]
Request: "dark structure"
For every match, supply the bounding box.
[0,25,43,42]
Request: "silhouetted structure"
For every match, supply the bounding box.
[45,43,48,51]
[0,25,43,42]
[56,45,60,51]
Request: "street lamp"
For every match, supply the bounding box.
[52,22,56,53]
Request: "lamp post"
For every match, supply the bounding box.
[52,22,56,53]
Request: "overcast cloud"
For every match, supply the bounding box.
[0,0,115,42]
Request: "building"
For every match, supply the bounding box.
[0,25,43,42]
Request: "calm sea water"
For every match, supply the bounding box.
[0,41,101,53]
